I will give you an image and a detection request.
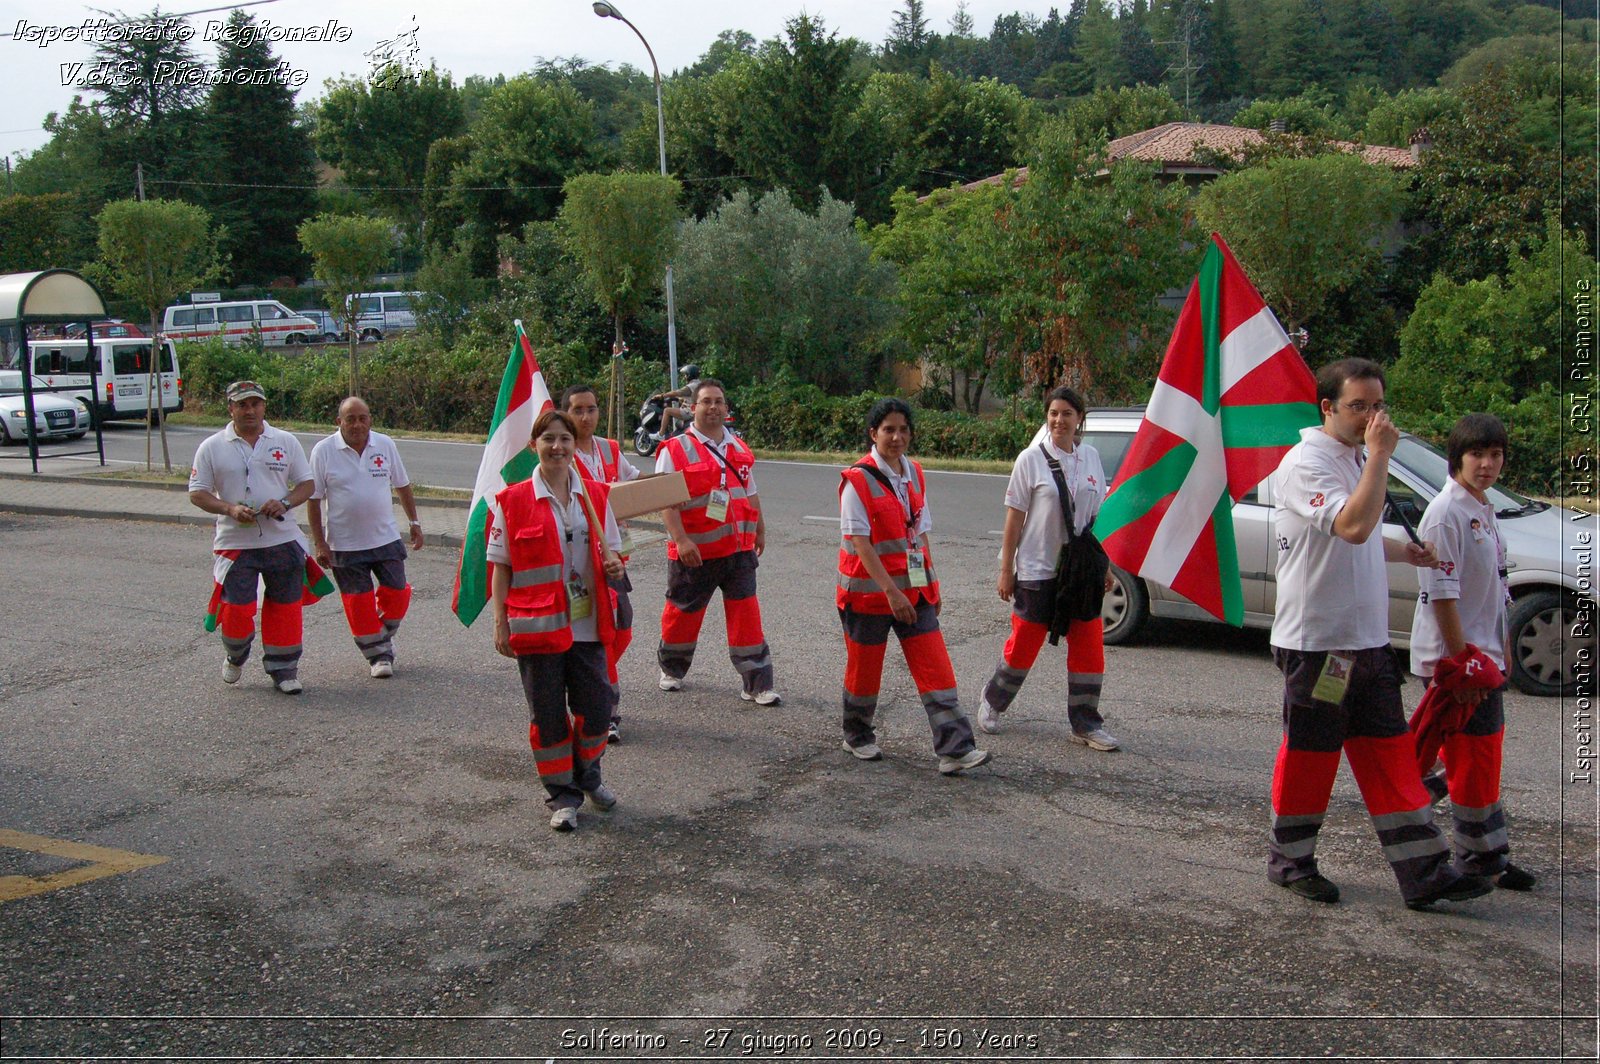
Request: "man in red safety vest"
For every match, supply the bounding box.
[654,378,780,705]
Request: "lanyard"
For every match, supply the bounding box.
[700,433,748,489]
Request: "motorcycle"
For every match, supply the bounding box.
[633,394,742,457]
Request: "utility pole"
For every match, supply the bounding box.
[1157,0,1206,114]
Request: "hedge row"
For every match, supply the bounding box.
[177,337,1036,459]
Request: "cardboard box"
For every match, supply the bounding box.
[607,471,689,520]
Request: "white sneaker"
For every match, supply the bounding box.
[222,660,242,685]
[274,677,303,695]
[584,784,618,811]
[938,748,992,775]
[658,671,682,692]
[842,738,883,761]
[977,700,1001,734]
[1070,728,1120,751]
[370,660,394,679]
[740,689,782,706]
[550,807,578,832]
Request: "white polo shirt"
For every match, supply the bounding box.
[1269,426,1388,651]
[189,420,311,551]
[839,447,933,539]
[309,429,411,552]
[486,466,622,644]
[655,425,759,496]
[575,437,641,485]
[1002,439,1107,581]
[1410,477,1510,676]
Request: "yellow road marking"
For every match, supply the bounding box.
[0,829,168,904]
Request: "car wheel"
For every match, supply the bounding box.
[284,333,302,345]
[1507,589,1590,696]
[0,420,12,446]
[323,332,340,344]
[1100,564,1148,645]
[360,329,383,343]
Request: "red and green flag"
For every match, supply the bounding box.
[1097,233,1317,625]
[452,321,552,626]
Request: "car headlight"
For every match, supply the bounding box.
[8,410,26,419]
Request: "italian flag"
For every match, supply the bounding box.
[452,320,552,626]
[1097,233,1317,625]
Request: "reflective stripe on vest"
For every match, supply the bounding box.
[836,455,939,613]
[667,432,757,560]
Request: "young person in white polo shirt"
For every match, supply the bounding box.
[1266,358,1492,911]
[308,397,424,679]
[188,380,316,694]
[1410,413,1535,892]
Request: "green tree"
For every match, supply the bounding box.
[1058,84,1185,143]
[441,77,605,271]
[316,67,467,230]
[1361,86,1461,146]
[91,197,222,469]
[674,189,897,392]
[200,11,317,283]
[1194,152,1404,333]
[557,172,681,353]
[884,0,932,70]
[82,8,208,191]
[1000,124,1192,398]
[1390,223,1591,494]
[297,213,395,393]
[0,193,97,273]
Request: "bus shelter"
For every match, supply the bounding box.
[0,270,109,473]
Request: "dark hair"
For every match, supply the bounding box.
[530,409,577,441]
[691,378,726,402]
[866,396,914,439]
[1316,358,1385,407]
[558,383,597,410]
[1045,385,1087,418]
[1446,412,1510,475]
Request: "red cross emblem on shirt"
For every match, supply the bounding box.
[1439,561,1456,576]
[373,455,385,468]
[1309,492,1326,508]
[1088,475,1098,487]
[271,449,285,461]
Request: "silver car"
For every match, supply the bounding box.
[1084,408,1594,696]
[0,392,90,444]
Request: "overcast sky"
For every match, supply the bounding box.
[3,0,1039,162]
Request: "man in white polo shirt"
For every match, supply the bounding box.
[1266,357,1492,912]
[188,380,316,694]
[308,396,423,679]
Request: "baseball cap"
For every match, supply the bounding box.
[226,380,266,402]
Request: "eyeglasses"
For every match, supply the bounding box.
[1335,400,1387,414]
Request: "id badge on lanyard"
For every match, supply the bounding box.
[706,470,731,523]
[567,569,592,621]
[906,547,929,588]
[1311,652,1355,705]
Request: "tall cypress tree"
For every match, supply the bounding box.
[201,11,318,283]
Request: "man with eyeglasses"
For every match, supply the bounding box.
[1265,357,1493,911]
[188,380,316,695]
[654,378,780,705]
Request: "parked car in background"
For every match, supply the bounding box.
[162,300,320,346]
[346,291,419,342]
[298,309,346,344]
[0,391,90,443]
[1083,407,1594,696]
[64,319,147,339]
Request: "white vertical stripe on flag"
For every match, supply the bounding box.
[1139,379,1228,588]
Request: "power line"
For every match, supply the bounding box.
[0,0,284,39]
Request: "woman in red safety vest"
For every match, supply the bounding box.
[489,409,627,833]
[836,397,991,775]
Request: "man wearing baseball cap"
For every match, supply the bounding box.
[188,380,317,694]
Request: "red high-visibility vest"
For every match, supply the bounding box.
[576,437,625,485]
[835,453,940,613]
[663,431,757,561]
[494,477,616,655]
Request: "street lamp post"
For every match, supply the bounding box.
[592,0,680,393]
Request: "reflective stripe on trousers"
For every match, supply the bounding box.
[839,602,975,758]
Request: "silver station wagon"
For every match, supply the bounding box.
[1084,408,1594,696]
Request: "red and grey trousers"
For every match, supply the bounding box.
[1428,685,1512,877]
[330,539,410,666]
[658,550,773,695]
[216,542,306,681]
[1269,646,1464,902]
[518,641,615,811]
[981,579,1106,735]
[839,601,976,757]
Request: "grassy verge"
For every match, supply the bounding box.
[86,467,471,500]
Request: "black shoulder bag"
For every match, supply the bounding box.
[1042,443,1109,643]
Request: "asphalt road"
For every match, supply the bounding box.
[0,509,1593,1061]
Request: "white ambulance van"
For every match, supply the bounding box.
[347,291,420,341]
[163,299,320,346]
[0,337,182,421]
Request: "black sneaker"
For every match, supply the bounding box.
[1406,874,1493,911]
[1497,863,1536,891]
[607,721,621,744]
[1279,874,1340,904]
